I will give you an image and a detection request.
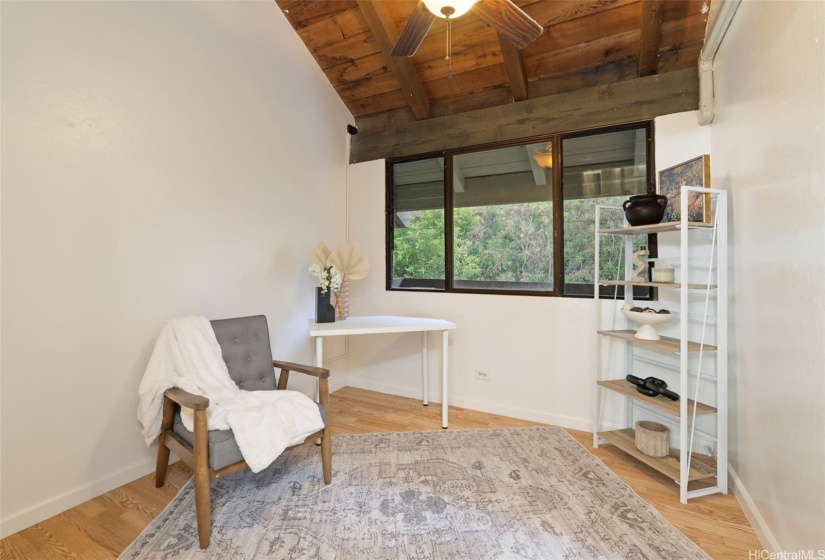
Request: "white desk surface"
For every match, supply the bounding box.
[309,315,456,337]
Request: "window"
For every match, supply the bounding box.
[387,123,654,296]
[451,144,554,292]
[389,156,446,289]
[561,128,651,296]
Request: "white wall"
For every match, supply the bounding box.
[0,1,352,536]
[655,112,712,172]
[710,0,825,550]
[343,113,710,433]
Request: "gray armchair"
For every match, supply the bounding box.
[153,315,331,549]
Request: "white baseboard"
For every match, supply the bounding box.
[344,378,597,432]
[328,375,349,394]
[0,458,157,539]
[729,464,779,552]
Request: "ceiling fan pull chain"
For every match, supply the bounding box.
[446,15,453,79]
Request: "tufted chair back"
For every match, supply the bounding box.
[210,315,277,392]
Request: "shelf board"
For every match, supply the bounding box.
[597,428,717,482]
[599,222,714,236]
[598,379,717,416]
[600,280,717,290]
[597,329,717,352]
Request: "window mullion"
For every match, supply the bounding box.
[384,160,394,292]
[444,152,454,292]
[552,135,564,295]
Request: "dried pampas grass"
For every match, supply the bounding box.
[328,242,370,280]
[308,241,331,270]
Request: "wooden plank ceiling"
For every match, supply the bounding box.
[276,0,710,134]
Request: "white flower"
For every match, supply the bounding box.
[309,263,340,295]
[329,266,342,293]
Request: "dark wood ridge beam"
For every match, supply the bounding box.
[356,0,430,120]
[639,0,665,77]
[351,68,698,163]
[498,32,529,102]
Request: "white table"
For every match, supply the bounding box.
[309,316,456,428]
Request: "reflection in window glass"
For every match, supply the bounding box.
[562,128,648,295]
[452,142,554,291]
[390,157,445,289]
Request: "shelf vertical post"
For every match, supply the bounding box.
[716,191,729,493]
[593,205,602,448]
[679,186,690,504]
[624,233,634,428]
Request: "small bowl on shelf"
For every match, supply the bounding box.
[620,307,675,341]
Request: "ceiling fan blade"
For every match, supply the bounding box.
[391,1,437,57]
[472,0,543,50]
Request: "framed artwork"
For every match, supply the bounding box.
[657,155,711,223]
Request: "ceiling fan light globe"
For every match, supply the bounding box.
[533,151,553,169]
[423,0,478,19]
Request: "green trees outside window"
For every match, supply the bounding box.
[388,123,652,296]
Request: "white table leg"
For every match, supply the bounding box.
[422,331,429,406]
[314,336,323,445]
[313,336,323,403]
[442,330,448,429]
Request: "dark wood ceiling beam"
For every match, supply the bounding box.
[430,87,513,117]
[639,0,665,76]
[498,32,528,102]
[355,0,430,120]
[350,68,699,163]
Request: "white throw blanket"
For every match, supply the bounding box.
[137,316,324,473]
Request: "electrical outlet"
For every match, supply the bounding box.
[474,370,490,381]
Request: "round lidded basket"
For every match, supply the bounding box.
[635,420,670,457]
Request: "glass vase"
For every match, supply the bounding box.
[335,277,350,320]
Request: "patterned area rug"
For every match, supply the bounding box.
[120,427,709,559]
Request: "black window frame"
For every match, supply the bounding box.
[386,121,657,298]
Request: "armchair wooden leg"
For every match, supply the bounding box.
[321,427,332,485]
[318,377,332,484]
[155,396,175,488]
[155,439,171,488]
[193,409,211,549]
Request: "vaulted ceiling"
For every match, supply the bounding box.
[276,0,711,135]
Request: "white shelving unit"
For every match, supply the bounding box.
[592,186,728,504]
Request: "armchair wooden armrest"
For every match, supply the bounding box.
[164,387,210,410]
[272,360,329,379]
[272,360,330,397]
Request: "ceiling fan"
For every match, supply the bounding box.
[391,0,543,57]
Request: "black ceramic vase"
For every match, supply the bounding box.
[315,287,335,323]
[623,194,667,226]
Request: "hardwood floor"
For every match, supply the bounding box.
[0,387,761,559]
